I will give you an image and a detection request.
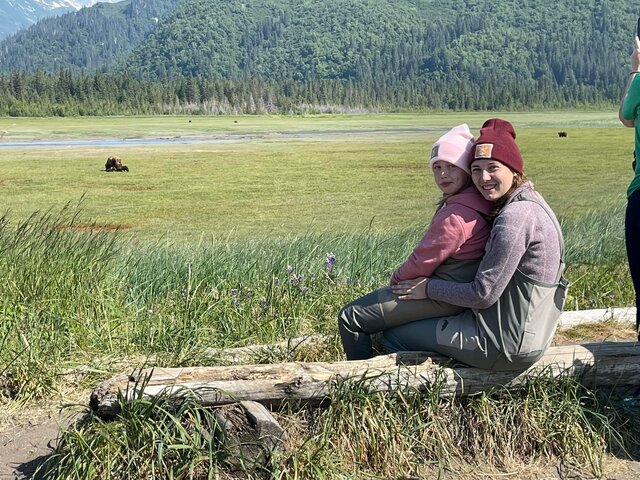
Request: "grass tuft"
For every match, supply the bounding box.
[0,198,636,478]
[40,371,640,479]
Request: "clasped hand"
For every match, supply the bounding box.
[391,277,430,300]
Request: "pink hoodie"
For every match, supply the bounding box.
[391,185,493,284]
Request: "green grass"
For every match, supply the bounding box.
[0,111,632,242]
[0,110,620,141]
[0,111,637,479]
[42,388,232,479]
[0,111,634,399]
[39,372,640,479]
[0,197,632,404]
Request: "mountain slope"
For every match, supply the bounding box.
[0,0,637,107]
[0,0,65,40]
[119,0,634,92]
[0,0,180,72]
[123,0,441,80]
[0,0,119,39]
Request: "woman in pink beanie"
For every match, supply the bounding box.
[338,124,494,360]
[388,118,568,371]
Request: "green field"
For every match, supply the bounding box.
[0,111,631,242]
[1,111,638,479]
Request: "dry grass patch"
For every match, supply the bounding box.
[554,319,637,344]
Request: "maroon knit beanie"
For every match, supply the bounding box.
[469,118,524,174]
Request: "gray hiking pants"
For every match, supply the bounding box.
[381,309,548,371]
[338,259,480,360]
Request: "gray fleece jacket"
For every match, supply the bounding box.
[426,183,562,309]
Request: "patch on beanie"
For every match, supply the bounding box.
[475,143,494,159]
[430,145,439,159]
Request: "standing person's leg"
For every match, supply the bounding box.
[626,189,640,340]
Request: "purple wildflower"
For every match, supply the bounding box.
[325,252,336,270]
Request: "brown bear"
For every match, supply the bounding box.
[105,156,129,172]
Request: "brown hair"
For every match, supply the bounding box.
[489,172,529,217]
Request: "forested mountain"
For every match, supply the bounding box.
[0,0,180,72]
[0,0,638,115]
[0,0,119,40]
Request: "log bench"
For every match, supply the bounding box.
[90,340,640,419]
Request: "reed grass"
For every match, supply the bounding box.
[39,371,639,479]
[0,198,636,478]
[0,198,634,402]
[41,389,231,479]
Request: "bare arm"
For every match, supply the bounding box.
[619,36,640,127]
[620,73,637,127]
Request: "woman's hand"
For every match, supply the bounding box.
[391,277,430,300]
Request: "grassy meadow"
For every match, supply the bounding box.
[0,111,638,479]
[0,110,631,241]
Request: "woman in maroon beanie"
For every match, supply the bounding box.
[387,119,569,371]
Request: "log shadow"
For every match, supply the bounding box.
[15,453,51,480]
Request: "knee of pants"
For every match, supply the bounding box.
[338,304,357,332]
[338,303,378,334]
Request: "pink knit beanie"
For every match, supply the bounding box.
[469,118,524,174]
[429,124,474,174]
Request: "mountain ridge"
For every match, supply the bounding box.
[0,0,119,39]
[0,0,638,114]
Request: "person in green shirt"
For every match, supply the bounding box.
[619,35,640,340]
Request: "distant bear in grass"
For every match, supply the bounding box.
[105,156,129,172]
[557,131,567,138]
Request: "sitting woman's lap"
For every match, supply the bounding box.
[383,310,500,370]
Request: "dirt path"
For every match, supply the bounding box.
[0,413,60,479]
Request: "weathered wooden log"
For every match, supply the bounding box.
[90,341,640,418]
[558,307,635,328]
[214,400,287,468]
[205,334,327,365]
